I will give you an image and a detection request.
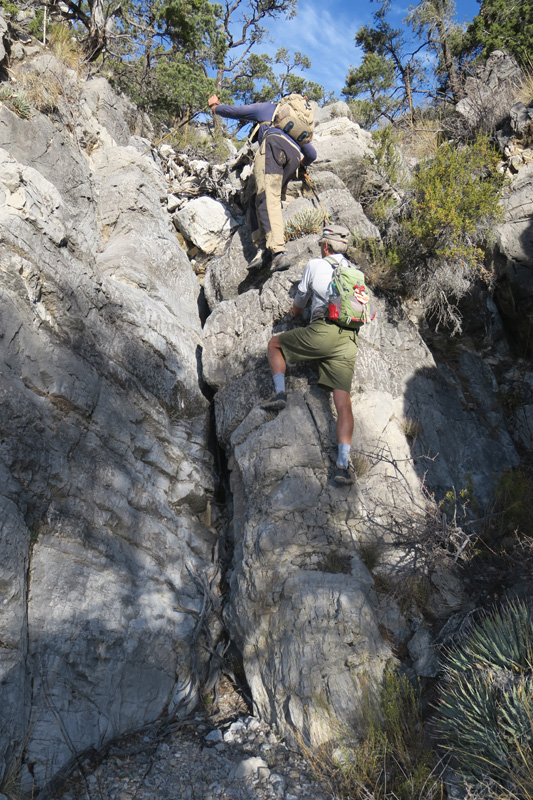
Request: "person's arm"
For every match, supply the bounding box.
[208,99,277,124]
[290,260,315,315]
[300,141,317,167]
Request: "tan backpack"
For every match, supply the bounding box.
[272,94,314,145]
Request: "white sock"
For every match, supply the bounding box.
[337,443,350,468]
[273,373,285,394]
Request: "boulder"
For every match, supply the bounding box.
[173,196,240,255]
[314,101,352,124]
[313,115,373,173]
[455,50,523,131]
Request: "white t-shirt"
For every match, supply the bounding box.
[293,253,346,321]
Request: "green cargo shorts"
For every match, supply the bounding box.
[278,319,358,393]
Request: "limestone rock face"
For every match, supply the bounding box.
[0,63,216,790]
[456,50,523,130]
[313,115,373,167]
[224,391,392,745]
[490,162,533,357]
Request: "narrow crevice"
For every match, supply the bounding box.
[203,363,252,714]
[197,285,210,330]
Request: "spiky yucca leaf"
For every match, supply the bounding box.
[436,601,533,788]
[12,91,31,119]
[446,601,533,672]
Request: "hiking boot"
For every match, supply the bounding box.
[248,245,268,269]
[271,252,291,272]
[334,462,355,485]
[261,391,287,411]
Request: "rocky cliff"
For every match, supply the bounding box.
[0,27,532,796]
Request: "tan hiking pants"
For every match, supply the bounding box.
[252,130,302,253]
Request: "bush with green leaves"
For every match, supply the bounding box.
[400,134,504,332]
[0,0,19,15]
[361,128,505,331]
[370,126,405,188]
[436,600,533,792]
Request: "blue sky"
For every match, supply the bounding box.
[260,0,482,99]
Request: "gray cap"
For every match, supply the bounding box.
[320,223,350,246]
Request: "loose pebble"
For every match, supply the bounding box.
[50,681,329,800]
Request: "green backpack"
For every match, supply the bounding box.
[326,256,376,329]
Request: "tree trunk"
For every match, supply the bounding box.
[404,63,415,127]
[86,0,107,60]
[437,19,465,102]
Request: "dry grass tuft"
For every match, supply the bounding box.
[508,56,533,107]
[399,416,423,442]
[48,23,84,71]
[10,22,86,115]
[297,667,445,800]
[13,67,63,113]
[352,452,372,478]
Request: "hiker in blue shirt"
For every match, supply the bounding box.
[208,95,317,271]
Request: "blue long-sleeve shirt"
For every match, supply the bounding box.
[214,101,317,167]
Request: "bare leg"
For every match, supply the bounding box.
[267,335,286,376]
[333,389,353,445]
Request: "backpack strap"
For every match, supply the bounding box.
[248,119,272,144]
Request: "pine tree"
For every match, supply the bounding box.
[464,0,533,68]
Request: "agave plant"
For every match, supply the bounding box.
[436,600,533,789]
[284,208,325,241]
[0,85,32,119]
[12,90,32,119]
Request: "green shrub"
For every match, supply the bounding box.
[347,97,379,129]
[0,0,19,16]
[364,130,504,331]
[28,7,45,37]
[436,600,533,792]
[406,134,504,268]
[400,134,504,332]
[370,126,404,187]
